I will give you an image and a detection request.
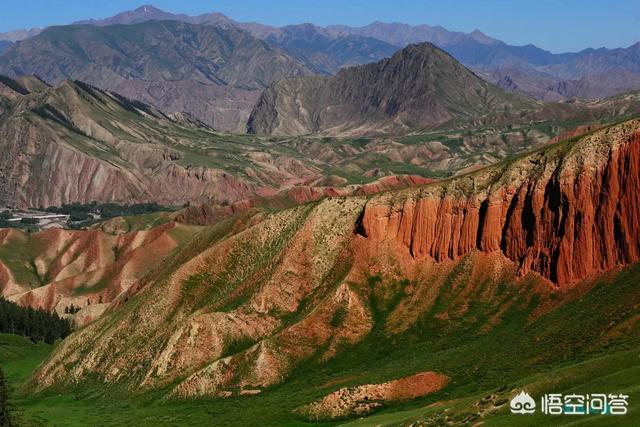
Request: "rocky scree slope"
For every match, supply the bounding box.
[29,120,640,398]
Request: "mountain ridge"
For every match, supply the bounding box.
[4,74,548,209]
[248,42,538,136]
[25,119,640,402]
[3,5,640,102]
[0,20,313,131]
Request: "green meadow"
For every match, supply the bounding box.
[1,260,639,426]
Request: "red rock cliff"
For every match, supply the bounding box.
[360,121,640,286]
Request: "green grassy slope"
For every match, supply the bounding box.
[342,349,640,426]
[0,334,53,389]
[6,260,640,426]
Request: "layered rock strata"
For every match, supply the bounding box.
[360,121,640,285]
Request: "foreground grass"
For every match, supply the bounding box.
[342,348,640,426]
[7,344,639,426]
[0,334,53,389]
[3,261,640,426]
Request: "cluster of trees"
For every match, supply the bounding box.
[0,217,38,231]
[0,299,75,425]
[44,201,173,222]
[0,368,13,427]
[0,212,13,229]
[0,298,72,344]
[18,218,38,224]
[63,304,81,314]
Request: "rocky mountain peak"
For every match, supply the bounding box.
[385,41,451,64]
[469,29,499,45]
[249,41,534,136]
[135,4,162,14]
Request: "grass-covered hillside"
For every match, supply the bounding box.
[6,119,636,425]
[1,261,639,426]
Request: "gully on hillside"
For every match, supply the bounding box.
[25,120,640,401]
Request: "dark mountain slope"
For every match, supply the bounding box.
[263,24,398,74]
[0,21,312,131]
[248,43,536,136]
[0,41,11,54]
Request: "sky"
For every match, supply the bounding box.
[1,0,639,53]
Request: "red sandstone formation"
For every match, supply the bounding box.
[27,121,640,398]
[548,124,603,144]
[360,122,640,286]
[177,175,434,225]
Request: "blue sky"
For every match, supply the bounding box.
[1,0,639,53]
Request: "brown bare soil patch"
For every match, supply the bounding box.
[298,371,449,420]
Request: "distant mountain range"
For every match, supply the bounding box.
[1,5,639,98]
[0,21,313,132]
[1,4,640,130]
[0,27,41,42]
[262,24,398,75]
[0,40,12,54]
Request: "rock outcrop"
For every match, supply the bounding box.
[360,120,640,285]
[298,372,449,420]
[27,120,640,398]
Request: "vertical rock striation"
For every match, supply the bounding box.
[360,121,640,286]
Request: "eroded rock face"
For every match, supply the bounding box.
[26,120,640,398]
[0,222,202,327]
[360,121,640,286]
